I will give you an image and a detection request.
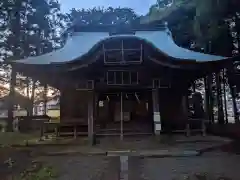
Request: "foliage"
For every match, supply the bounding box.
[142,0,239,56]
[0,0,67,122]
[19,165,58,180]
[66,7,138,26]
[0,132,39,147]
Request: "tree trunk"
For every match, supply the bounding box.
[204,76,210,120]
[7,67,16,131]
[192,81,196,92]
[44,83,48,115]
[216,71,225,124]
[26,78,30,116]
[222,69,228,123]
[30,80,36,116]
[227,66,239,123]
[208,74,214,123]
[229,83,239,123]
[7,1,21,131]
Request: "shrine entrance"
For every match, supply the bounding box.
[97,90,154,138]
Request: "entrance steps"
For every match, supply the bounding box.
[96,122,153,136]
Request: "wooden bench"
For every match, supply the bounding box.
[185,118,207,136]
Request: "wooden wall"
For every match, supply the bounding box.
[159,88,188,129]
[60,89,89,123]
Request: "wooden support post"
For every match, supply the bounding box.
[152,89,161,135]
[74,125,77,139]
[186,123,190,137]
[120,92,123,140]
[202,119,206,136]
[88,91,95,145]
[54,126,58,137]
[40,123,45,141]
[182,95,190,136]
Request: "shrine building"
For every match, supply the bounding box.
[10,21,236,142]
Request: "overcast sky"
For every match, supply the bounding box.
[58,0,157,15]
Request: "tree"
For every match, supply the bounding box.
[0,0,66,130]
[67,7,138,26]
[142,0,237,55]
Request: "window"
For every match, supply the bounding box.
[152,79,170,88]
[103,40,143,64]
[76,80,94,90]
[107,71,138,85]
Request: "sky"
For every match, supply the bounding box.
[58,0,157,15]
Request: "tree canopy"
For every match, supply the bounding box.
[142,0,240,56]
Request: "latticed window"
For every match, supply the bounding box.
[106,71,138,85]
[103,39,143,64]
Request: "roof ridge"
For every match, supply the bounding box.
[68,20,166,33]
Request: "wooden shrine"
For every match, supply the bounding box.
[9,21,238,143]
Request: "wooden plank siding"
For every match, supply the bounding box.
[60,89,89,123]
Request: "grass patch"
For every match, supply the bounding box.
[0,132,39,147]
[19,164,58,180]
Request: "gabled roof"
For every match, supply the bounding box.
[14,27,227,65]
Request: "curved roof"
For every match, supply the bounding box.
[15,29,227,65]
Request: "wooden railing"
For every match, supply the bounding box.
[41,120,88,139]
[169,118,207,136]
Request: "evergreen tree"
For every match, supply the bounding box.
[0,0,66,129]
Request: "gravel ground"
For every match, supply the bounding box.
[40,155,119,180]
[34,138,240,180]
[37,151,240,180]
[140,152,240,180]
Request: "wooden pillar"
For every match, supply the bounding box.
[120,92,123,140]
[152,89,161,135]
[88,91,96,145]
[182,94,190,136]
